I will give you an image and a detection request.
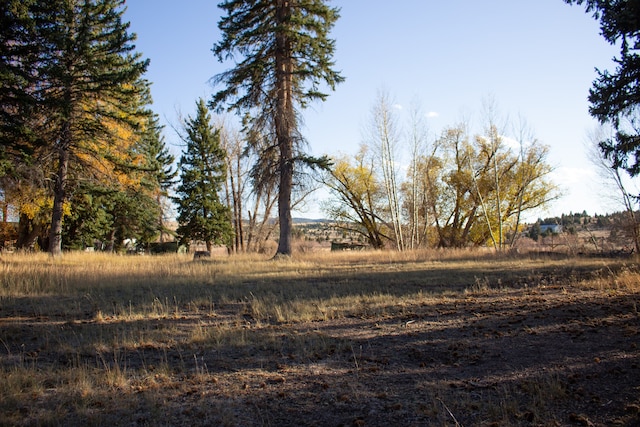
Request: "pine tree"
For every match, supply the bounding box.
[564,0,640,175]
[138,112,177,243]
[1,0,50,184]
[29,0,149,256]
[211,0,344,256]
[174,99,232,252]
[1,0,37,169]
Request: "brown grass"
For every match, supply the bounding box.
[0,249,639,426]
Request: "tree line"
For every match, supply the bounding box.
[1,0,638,255]
[1,0,175,255]
[322,94,558,250]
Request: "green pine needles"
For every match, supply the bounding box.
[174,99,233,252]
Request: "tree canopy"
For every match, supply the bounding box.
[565,0,640,175]
[0,0,166,254]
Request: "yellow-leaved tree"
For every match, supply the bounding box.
[322,146,389,249]
[29,0,150,256]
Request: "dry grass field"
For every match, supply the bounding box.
[0,249,639,426]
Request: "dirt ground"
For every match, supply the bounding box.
[1,257,640,426]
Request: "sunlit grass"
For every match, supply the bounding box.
[1,249,636,321]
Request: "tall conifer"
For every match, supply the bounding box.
[31,0,149,256]
[211,0,343,256]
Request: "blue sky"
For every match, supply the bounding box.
[124,1,621,219]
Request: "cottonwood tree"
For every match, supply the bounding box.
[404,102,430,249]
[430,124,479,247]
[508,117,554,247]
[404,140,441,248]
[420,121,557,248]
[211,0,344,256]
[13,179,54,250]
[473,125,557,249]
[476,99,509,249]
[365,91,404,250]
[472,125,505,249]
[174,99,232,252]
[322,146,388,249]
[473,123,558,249]
[0,150,53,249]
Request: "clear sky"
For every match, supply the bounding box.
[124,0,623,220]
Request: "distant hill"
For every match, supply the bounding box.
[292,218,331,224]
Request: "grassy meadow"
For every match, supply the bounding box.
[0,249,639,426]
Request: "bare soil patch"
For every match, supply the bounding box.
[0,253,639,426]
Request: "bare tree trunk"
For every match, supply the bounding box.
[246,182,278,253]
[274,0,294,257]
[490,128,504,250]
[17,213,41,250]
[589,125,640,254]
[49,121,70,257]
[408,103,426,249]
[614,165,640,253]
[105,228,116,252]
[509,116,535,248]
[220,122,246,253]
[1,199,7,223]
[246,209,256,251]
[223,160,235,252]
[370,91,404,250]
[234,152,244,252]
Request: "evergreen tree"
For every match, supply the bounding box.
[104,184,160,252]
[527,222,541,242]
[137,112,177,243]
[62,187,111,250]
[174,99,232,252]
[211,0,344,256]
[29,0,149,256]
[0,0,41,175]
[60,105,173,252]
[565,1,640,174]
[1,0,52,216]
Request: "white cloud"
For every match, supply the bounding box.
[501,135,520,150]
[393,104,403,110]
[550,166,595,185]
[426,111,439,118]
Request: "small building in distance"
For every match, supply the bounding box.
[540,224,562,234]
